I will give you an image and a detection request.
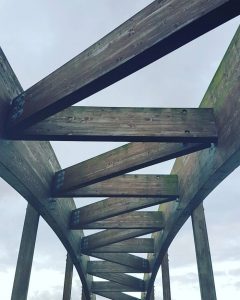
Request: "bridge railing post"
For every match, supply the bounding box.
[161,252,171,300]
[62,253,73,300]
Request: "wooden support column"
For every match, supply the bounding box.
[62,253,73,300]
[11,204,39,300]
[191,203,217,300]
[161,253,171,300]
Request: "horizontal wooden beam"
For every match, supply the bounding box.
[16,107,217,142]
[92,273,145,292]
[88,261,151,273]
[94,291,140,300]
[81,229,159,250]
[71,197,171,225]
[54,174,178,198]
[84,238,154,254]
[89,253,149,271]
[54,142,208,193]
[71,211,164,229]
[7,0,239,131]
[92,281,141,292]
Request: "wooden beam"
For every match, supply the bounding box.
[144,26,240,299]
[62,254,73,300]
[88,261,151,273]
[11,204,39,300]
[71,197,171,225]
[94,291,140,300]
[92,273,145,292]
[89,253,149,270]
[7,0,239,131]
[71,211,164,229]
[54,142,208,193]
[92,281,139,292]
[17,107,217,142]
[81,229,159,251]
[54,174,178,198]
[192,203,216,300]
[161,253,171,300]
[84,238,154,254]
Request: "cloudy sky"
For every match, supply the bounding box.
[0,1,239,299]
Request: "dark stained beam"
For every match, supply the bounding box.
[16,107,217,142]
[81,229,159,251]
[92,273,145,292]
[7,0,239,131]
[89,253,149,271]
[54,174,178,198]
[88,261,151,274]
[92,281,138,292]
[71,211,164,229]
[71,197,171,225]
[161,253,171,300]
[62,254,73,300]
[84,238,154,254]
[54,142,206,193]
[95,291,140,300]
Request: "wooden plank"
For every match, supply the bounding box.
[161,253,171,300]
[71,197,172,225]
[11,204,39,300]
[88,261,151,273]
[92,281,139,292]
[89,253,149,271]
[62,254,73,300]
[82,229,159,251]
[94,291,140,300]
[144,26,240,299]
[192,203,216,300]
[84,238,154,254]
[0,48,92,299]
[54,174,178,198]
[91,273,145,292]
[18,107,217,142]
[71,211,164,229]
[54,142,208,193]
[6,0,239,131]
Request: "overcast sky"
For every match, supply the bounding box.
[0,1,239,299]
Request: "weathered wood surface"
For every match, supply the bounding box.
[11,204,39,300]
[0,48,92,299]
[144,26,240,299]
[54,174,178,198]
[54,142,206,193]
[95,291,140,300]
[161,253,171,300]
[92,281,139,292]
[71,197,171,225]
[89,253,149,270]
[88,261,151,273]
[71,211,164,229]
[17,107,217,142]
[192,203,217,300]
[7,0,239,130]
[85,238,154,254]
[91,273,145,292]
[82,229,159,250]
[62,254,73,300]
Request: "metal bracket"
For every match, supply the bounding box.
[9,93,25,121]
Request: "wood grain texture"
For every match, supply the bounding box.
[71,211,164,229]
[54,174,178,198]
[161,253,171,300]
[84,238,154,254]
[0,49,92,299]
[88,261,151,273]
[62,254,73,300]
[144,26,240,300]
[7,0,239,130]
[18,107,217,142]
[92,281,139,292]
[55,142,206,193]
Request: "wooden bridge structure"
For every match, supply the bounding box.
[0,1,240,299]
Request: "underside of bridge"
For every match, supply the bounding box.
[0,1,240,300]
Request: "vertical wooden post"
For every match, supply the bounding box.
[150,285,155,300]
[161,252,171,300]
[191,203,217,300]
[82,287,87,300]
[11,204,39,300]
[62,253,73,300]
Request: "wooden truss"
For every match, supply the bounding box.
[0,1,239,300]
